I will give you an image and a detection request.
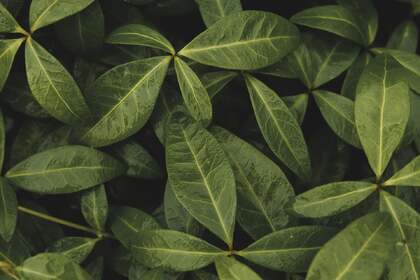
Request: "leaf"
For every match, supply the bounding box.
[306,212,397,280]
[211,126,295,239]
[106,24,175,54]
[179,11,300,70]
[85,257,104,280]
[380,192,420,280]
[0,39,24,92]
[191,270,218,280]
[0,179,17,242]
[256,58,297,79]
[195,0,242,27]
[80,56,171,147]
[215,256,262,280]
[386,20,418,53]
[238,226,337,272]
[201,71,237,99]
[140,269,170,280]
[355,54,410,178]
[16,253,93,280]
[46,237,97,264]
[283,94,309,125]
[29,0,95,32]
[100,44,153,66]
[174,57,212,124]
[25,38,91,125]
[5,145,125,194]
[128,229,224,272]
[0,111,4,173]
[0,230,31,266]
[81,185,108,231]
[0,2,25,34]
[290,181,376,218]
[244,74,311,181]
[384,155,420,187]
[291,5,368,45]
[400,91,420,147]
[36,125,73,152]
[0,0,24,17]
[313,90,361,148]
[341,52,372,99]
[166,114,236,246]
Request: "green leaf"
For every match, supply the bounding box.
[100,44,153,66]
[215,256,262,280]
[306,212,396,280]
[238,226,337,272]
[384,155,420,187]
[191,270,218,280]
[179,11,300,70]
[5,145,125,194]
[291,5,368,45]
[256,58,297,79]
[0,0,23,17]
[290,181,376,218]
[0,179,17,242]
[211,126,295,239]
[106,24,175,55]
[174,57,212,125]
[36,125,73,152]
[283,94,309,125]
[25,38,91,125]
[128,229,224,272]
[0,2,25,34]
[400,91,420,147]
[85,257,104,280]
[341,52,372,100]
[0,39,24,92]
[244,74,311,181]
[46,237,97,264]
[201,71,237,99]
[140,269,170,280]
[386,20,418,53]
[0,230,31,266]
[0,111,4,173]
[355,54,410,178]
[80,56,171,147]
[166,114,236,246]
[16,253,92,280]
[29,0,95,32]
[380,192,420,280]
[81,185,108,231]
[195,0,242,27]
[313,90,361,148]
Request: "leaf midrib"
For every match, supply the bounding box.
[30,0,58,32]
[7,165,116,178]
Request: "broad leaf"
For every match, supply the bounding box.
[384,155,420,187]
[201,71,237,99]
[0,179,17,242]
[5,145,125,194]
[341,52,372,99]
[283,94,309,125]
[179,11,300,70]
[195,0,242,27]
[47,237,97,263]
[386,20,418,53]
[81,185,108,231]
[0,2,25,34]
[0,39,24,92]
[215,256,262,280]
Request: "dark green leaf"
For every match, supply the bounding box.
[215,256,262,280]
[0,179,17,242]
[283,94,309,125]
[0,2,25,34]
[46,237,97,263]
[201,71,237,99]
[341,52,371,99]
[0,39,24,92]
[386,20,418,53]
[195,0,242,27]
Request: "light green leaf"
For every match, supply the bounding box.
[283,94,309,125]
[341,52,372,100]
[386,20,418,53]
[238,226,337,272]
[166,114,236,246]
[81,185,108,231]
[244,74,311,181]
[306,212,396,280]
[174,57,212,124]
[384,155,420,187]
[355,54,410,178]
[179,11,300,70]
[25,38,91,125]
[201,71,237,99]
[0,2,25,34]
[47,237,97,264]
[313,90,361,148]
[5,145,125,194]
[106,24,175,55]
[290,181,376,218]
[0,179,17,242]
[80,56,171,147]
[215,257,262,280]
[211,126,295,240]
[195,0,242,27]
[0,39,24,92]
[29,0,95,32]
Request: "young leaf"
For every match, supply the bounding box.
[106,24,175,55]
[166,114,236,246]
[0,39,24,92]
[174,56,212,124]
[290,181,377,218]
[179,11,300,70]
[0,2,25,34]
[195,0,242,27]
[384,155,420,187]
[5,145,125,194]
[283,94,309,125]
[244,74,311,181]
[386,20,418,53]
[81,185,108,231]
[201,71,237,99]
[306,212,397,280]
[29,0,95,32]
[0,178,17,242]
[215,256,262,280]
[25,38,91,125]
[341,52,372,99]
[355,55,410,179]
[80,56,171,147]
[46,237,97,263]
[238,226,337,272]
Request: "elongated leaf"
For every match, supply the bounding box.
[341,52,372,99]
[0,179,17,242]
[107,24,175,54]
[25,38,91,125]
[238,226,337,272]
[179,11,300,70]
[306,212,396,280]
[81,185,108,231]
[355,54,410,178]
[387,20,418,53]
[5,145,125,194]
[211,126,295,239]
[313,90,361,148]
[47,237,97,263]
[195,0,242,27]
[215,257,262,280]
[0,2,25,33]
[384,155,420,187]
[80,56,171,147]
[174,57,212,124]
[244,74,311,181]
[283,94,308,125]
[166,114,236,246]
[380,192,420,280]
[29,0,95,32]
[128,230,224,272]
[290,181,376,218]
[201,71,237,99]
[0,39,24,92]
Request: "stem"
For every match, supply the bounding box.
[18,206,113,239]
